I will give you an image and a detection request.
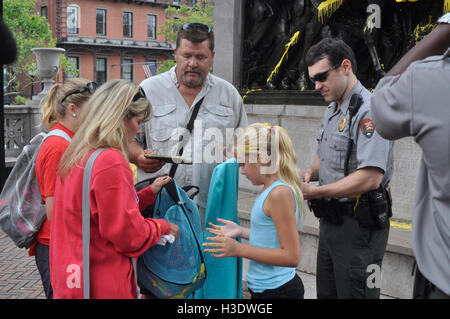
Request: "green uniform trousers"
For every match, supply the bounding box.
[316,215,389,299]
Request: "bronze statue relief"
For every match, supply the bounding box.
[242,0,448,92]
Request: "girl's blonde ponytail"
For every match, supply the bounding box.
[40,84,61,131]
[39,78,91,131]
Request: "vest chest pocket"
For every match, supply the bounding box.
[149,103,178,155]
[200,103,234,129]
[149,128,177,156]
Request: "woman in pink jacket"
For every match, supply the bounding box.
[50,79,178,299]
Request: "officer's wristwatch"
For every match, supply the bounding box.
[437,12,450,24]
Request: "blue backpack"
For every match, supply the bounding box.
[137,179,206,299]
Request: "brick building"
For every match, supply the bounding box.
[35,0,198,87]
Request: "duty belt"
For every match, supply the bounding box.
[308,198,359,218]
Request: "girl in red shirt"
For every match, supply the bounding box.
[33,78,96,298]
[51,79,178,299]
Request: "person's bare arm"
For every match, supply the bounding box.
[387,23,450,76]
[45,196,54,221]
[204,186,301,267]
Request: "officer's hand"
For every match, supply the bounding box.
[301,168,312,183]
[301,182,316,200]
[137,149,165,173]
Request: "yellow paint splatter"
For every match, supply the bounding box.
[317,0,344,24]
[266,31,300,85]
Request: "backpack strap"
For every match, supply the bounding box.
[81,148,140,299]
[81,148,106,299]
[43,129,72,143]
[168,97,205,178]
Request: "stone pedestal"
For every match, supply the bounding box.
[212,0,243,87]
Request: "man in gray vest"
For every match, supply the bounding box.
[129,23,248,226]
[301,38,394,298]
[371,13,450,299]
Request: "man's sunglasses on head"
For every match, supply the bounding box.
[310,63,341,83]
[61,82,98,103]
[182,22,212,34]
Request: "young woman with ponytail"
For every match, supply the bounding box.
[204,122,305,299]
[31,78,96,298]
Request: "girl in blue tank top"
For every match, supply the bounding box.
[204,123,305,299]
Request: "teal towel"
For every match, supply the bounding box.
[195,158,243,299]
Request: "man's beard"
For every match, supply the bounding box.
[182,68,204,88]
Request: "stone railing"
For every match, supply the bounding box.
[4,100,43,167]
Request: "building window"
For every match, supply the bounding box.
[96,9,107,36]
[67,5,79,34]
[95,58,107,84]
[122,58,134,82]
[123,12,133,38]
[147,15,156,40]
[40,5,48,19]
[66,56,80,78]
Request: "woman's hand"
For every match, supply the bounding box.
[203,235,241,258]
[150,176,170,194]
[168,222,179,240]
[206,218,242,238]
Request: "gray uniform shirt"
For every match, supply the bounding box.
[371,48,450,295]
[317,81,394,197]
[138,66,248,221]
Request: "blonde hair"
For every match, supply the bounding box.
[235,123,304,217]
[40,78,91,131]
[58,79,152,178]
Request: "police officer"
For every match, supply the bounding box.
[300,38,394,299]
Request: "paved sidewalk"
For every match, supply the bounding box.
[0,228,319,299]
[0,230,46,299]
[1,229,393,299]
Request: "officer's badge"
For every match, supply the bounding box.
[360,118,375,138]
[338,117,346,132]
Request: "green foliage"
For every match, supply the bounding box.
[4,0,55,65]
[157,59,176,74]
[4,0,77,103]
[13,95,28,105]
[159,0,213,43]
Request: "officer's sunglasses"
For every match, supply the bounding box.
[61,82,98,103]
[310,63,341,83]
[132,86,146,102]
[182,22,212,34]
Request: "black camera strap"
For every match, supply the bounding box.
[168,97,205,178]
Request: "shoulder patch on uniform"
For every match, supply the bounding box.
[360,118,375,138]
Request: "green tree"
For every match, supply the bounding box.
[4,0,77,104]
[157,0,213,74]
